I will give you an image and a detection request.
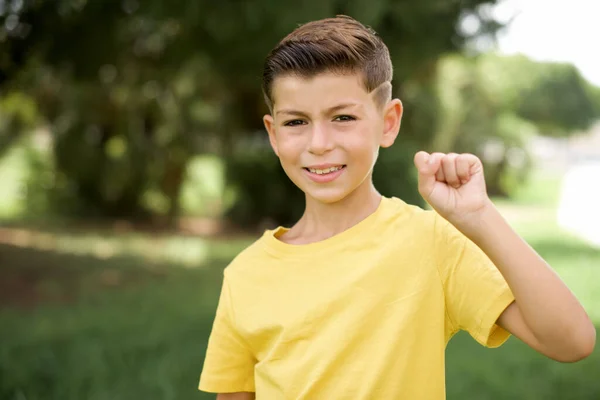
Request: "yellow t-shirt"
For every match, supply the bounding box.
[199,196,515,399]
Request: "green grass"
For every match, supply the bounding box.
[1,171,599,399]
[0,235,252,400]
[512,169,565,207]
[0,245,235,400]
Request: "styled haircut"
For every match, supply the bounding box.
[262,15,393,112]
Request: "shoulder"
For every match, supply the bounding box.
[222,231,274,279]
[381,196,438,229]
[381,196,461,245]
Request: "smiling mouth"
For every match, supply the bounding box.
[304,165,346,175]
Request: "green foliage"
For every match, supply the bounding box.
[0,141,29,218]
[225,148,305,229]
[516,63,597,134]
[0,92,39,157]
[180,155,229,217]
[433,54,497,153]
[586,82,600,117]
[432,53,600,197]
[477,54,600,135]
[19,135,60,217]
[372,143,423,207]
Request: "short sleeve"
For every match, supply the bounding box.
[434,214,515,348]
[199,274,256,393]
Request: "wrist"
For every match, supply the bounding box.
[450,199,499,242]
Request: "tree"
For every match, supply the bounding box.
[0,0,505,225]
[477,54,599,135]
[431,53,600,196]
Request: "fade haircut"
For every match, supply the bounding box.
[262,15,393,113]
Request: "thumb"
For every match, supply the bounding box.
[414,151,439,196]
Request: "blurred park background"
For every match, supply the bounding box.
[1,0,599,399]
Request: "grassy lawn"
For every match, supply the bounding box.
[0,239,249,400]
[1,171,599,399]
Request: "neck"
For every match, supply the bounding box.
[286,179,382,244]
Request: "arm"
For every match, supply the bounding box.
[217,393,255,400]
[199,276,257,394]
[414,151,596,362]
[461,201,595,362]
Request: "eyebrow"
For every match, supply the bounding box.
[276,102,362,117]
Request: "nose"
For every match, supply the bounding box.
[307,123,335,155]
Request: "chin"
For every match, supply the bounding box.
[285,167,370,205]
[304,186,356,204]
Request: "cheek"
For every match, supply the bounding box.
[344,129,380,160]
[275,134,303,163]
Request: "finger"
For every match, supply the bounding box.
[442,153,460,188]
[466,153,483,175]
[435,167,445,182]
[414,151,442,196]
[414,151,435,196]
[456,154,472,184]
[413,151,432,174]
[428,152,445,181]
[414,151,443,175]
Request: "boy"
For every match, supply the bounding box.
[199,16,595,399]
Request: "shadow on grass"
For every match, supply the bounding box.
[0,242,227,309]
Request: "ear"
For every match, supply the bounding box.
[263,114,279,157]
[380,99,403,148]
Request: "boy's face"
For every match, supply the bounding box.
[263,72,403,204]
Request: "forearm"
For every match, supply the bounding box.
[456,201,595,353]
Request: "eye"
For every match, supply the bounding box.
[334,115,356,122]
[283,119,306,127]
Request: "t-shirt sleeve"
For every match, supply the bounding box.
[199,273,256,393]
[434,213,515,348]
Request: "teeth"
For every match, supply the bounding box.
[308,166,343,174]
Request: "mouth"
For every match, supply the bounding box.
[303,165,347,175]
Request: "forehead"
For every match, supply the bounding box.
[271,72,374,113]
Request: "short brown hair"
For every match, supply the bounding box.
[262,15,393,112]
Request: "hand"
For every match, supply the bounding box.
[413,151,492,226]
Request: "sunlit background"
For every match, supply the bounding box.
[0,0,599,399]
